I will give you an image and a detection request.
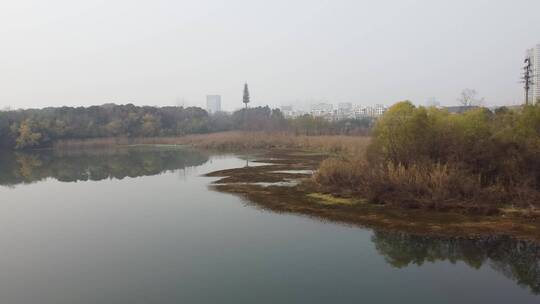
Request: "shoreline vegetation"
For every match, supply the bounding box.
[316,102,540,215]
[3,102,540,241]
[206,149,540,242]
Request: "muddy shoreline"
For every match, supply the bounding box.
[205,149,540,243]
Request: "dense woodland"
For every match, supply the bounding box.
[0,104,372,150]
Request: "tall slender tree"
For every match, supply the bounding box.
[243,83,250,109]
[242,83,250,130]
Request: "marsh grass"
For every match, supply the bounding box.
[53,137,186,149]
[53,132,371,155]
[177,132,370,155]
[307,193,358,205]
[314,159,495,212]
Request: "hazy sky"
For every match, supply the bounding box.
[1,0,539,110]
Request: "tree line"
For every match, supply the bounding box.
[0,104,373,150]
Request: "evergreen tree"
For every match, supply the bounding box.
[243,83,250,109]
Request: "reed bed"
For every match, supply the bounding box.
[179,132,370,156]
[314,159,496,213]
[53,132,371,156]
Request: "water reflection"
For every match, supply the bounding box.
[0,146,209,186]
[372,230,540,294]
[0,147,538,301]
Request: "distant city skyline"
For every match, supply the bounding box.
[1,1,539,110]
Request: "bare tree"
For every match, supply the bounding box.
[458,88,484,106]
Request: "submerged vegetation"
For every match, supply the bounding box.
[315,102,540,213]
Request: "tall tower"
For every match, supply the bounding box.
[535,44,540,104]
[525,44,540,104]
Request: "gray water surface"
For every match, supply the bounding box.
[0,147,538,304]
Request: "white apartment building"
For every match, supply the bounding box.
[206,95,222,114]
[338,102,352,111]
[353,104,387,118]
[373,104,387,116]
[280,102,387,120]
[279,105,308,118]
[337,102,354,119]
[525,44,540,104]
[310,103,334,118]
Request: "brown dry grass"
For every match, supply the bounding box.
[314,158,516,214]
[53,132,371,156]
[179,132,370,155]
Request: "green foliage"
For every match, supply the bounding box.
[289,115,331,135]
[0,104,212,149]
[243,83,250,106]
[232,106,287,132]
[140,114,162,136]
[370,101,432,164]
[0,104,367,150]
[14,119,44,149]
[317,103,540,211]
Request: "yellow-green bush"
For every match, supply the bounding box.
[316,102,540,212]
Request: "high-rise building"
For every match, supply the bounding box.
[206,95,222,114]
[337,102,353,119]
[310,103,333,117]
[309,103,334,120]
[353,104,388,118]
[525,44,540,104]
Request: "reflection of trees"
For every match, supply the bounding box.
[16,153,43,181]
[0,147,209,186]
[372,231,540,294]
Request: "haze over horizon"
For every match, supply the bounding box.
[1,0,539,111]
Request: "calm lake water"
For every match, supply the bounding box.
[0,146,538,304]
